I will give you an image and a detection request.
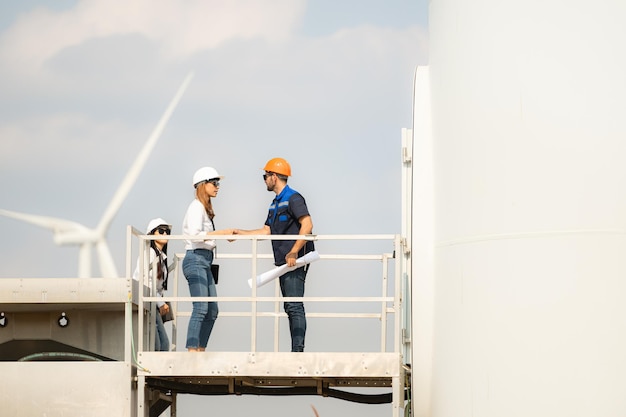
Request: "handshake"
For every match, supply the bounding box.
[210,228,245,242]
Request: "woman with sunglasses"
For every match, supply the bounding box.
[133,217,172,352]
[182,166,233,352]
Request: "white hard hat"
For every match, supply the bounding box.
[146,218,171,234]
[193,166,223,188]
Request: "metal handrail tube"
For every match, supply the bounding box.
[129,228,402,354]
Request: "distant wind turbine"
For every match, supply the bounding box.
[0,72,194,278]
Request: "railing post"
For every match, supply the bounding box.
[138,236,146,354]
[381,253,389,352]
[394,234,403,355]
[250,237,258,352]
[172,256,179,351]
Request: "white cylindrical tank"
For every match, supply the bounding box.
[424,0,626,416]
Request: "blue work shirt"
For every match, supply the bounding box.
[265,185,315,266]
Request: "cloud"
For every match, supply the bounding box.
[0,21,425,168]
[0,0,306,74]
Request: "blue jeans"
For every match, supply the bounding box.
[280,266,307,352]
[155,309,170,351]
[183,249,218,349]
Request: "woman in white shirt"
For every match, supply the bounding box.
[182,167,233,352]
[133,218,171,352]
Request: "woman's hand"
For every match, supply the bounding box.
[206,228,235,236]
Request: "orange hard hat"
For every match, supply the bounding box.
[263,157,291,177]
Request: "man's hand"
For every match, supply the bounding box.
[286,252,297,267]
[159,303,170,316]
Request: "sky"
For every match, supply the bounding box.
[0,1,428,416]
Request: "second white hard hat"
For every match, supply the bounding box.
[146,218,171,234]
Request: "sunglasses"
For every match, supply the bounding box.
[206,179,220,187]
[263,172,275,180]
[155,227,171,235]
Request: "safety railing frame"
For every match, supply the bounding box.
[128,227,408,416]
[130,230,404,354]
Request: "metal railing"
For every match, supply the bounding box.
[128,227,406,355]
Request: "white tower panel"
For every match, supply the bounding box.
[425,0,626,416]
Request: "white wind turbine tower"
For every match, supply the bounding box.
[0,72,194,278]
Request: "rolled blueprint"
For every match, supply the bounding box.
[248,251,320,288]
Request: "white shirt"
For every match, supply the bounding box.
[132,247,167,308]
[182,198,216,250]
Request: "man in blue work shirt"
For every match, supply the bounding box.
[235,157,314,352]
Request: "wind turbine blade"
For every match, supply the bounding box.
[96,72,194,234]
[0,208,87,234]
[78,243,93,278]
[96,240,119,278]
